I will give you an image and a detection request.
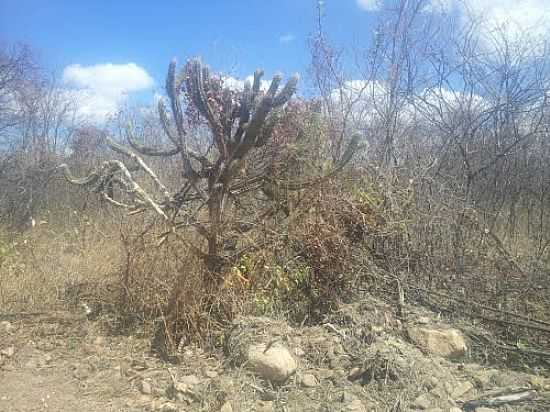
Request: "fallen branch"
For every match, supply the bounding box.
[462,387,537,411]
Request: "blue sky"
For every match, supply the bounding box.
[2,0,549,123]
[0,0,381,121]
[1,1,378,82]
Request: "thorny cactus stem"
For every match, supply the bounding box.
[58,57,362,274]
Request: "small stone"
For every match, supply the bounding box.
[140,380,152,395]
[247,343,297,383]
[451,381,474,399]
[220,401,233,412]
[412,393,433,410]
[408,327,468,359]
[1,346,15,358]
[449,408,463,412]
[424,409,443,412]
[417,316,431,324]
[300,373,318,388]
[474,408,497,412]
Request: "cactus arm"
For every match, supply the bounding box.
[125,123,181,157]
[57,163,101,186]
[106,136,172,201]
[158,99,181,148]
[185,59,228,159]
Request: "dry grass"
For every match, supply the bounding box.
[0,211,122,312]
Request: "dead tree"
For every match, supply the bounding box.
[58,58,361,277]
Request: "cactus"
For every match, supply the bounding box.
[58,57,361,273]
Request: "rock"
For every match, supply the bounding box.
[247,343,297,383]
[300,373,318,388]
[451,381,474,399]
[1,346,15,358]
[424,409,443,412]
[449,408,463,412]
[474,408,497,412]
[408,327,467,359]
[412,393,433,410]
[139,380,152,395]
[220,401,233,412]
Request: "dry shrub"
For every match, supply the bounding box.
[116,221,256,357]
[0,211,121,313]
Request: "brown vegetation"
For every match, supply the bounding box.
[1,0,550,373]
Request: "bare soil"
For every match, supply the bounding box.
[1,297,549,412]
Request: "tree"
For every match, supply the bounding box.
[58,57,361,279]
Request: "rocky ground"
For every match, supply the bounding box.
[1,294,549,412]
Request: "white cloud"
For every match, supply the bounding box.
[356,0,380,11]
[279,34,296,44]
[222,75,272,92]
[463,0,550,37]
[422,0,455,13]
[436,0,550,45]
[62,63,154,123]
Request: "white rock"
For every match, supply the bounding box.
[247,343,297,383]
[300,373,318,387]
[451,381,474,398]
[140,380,152,395]
[408,327,467,359]
[474,408,498,412]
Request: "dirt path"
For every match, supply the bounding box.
[0,312,143,412]
[2,303,549,412]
